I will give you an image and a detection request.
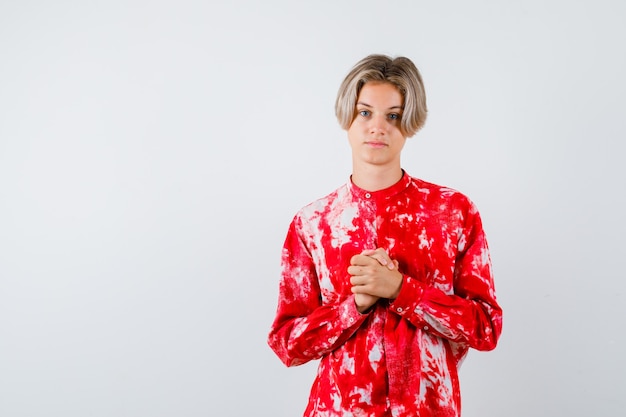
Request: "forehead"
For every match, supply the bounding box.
[357,82,403,107]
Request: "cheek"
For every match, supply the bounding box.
[347,118,361,131]
[346,124,361,142]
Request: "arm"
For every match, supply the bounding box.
[267,217,369,367]
[389,205,503,351]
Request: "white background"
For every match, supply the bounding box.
[1,1,625,416]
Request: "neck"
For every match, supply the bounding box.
[351,164,403,192]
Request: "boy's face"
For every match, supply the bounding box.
[347,82,407,170]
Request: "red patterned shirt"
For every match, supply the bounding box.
[268,172,502,417]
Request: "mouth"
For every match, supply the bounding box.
[365,141,388,148]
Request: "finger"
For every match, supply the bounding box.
[351,283,374,294]
[349,268,370,281]
[350,254,375,266]
[361,248,395,270]
[377,249,395,270]
[347,265,362,276]
[349,275,368,286]
[349,262,383,277]
[361,249,385,263]
[351,285,365,294]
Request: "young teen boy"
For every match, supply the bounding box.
[268,54,502,417]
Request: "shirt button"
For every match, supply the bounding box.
[423,325,429,331]
[396,307,403,313]
[365,193,371,198]
[348,318,354,324]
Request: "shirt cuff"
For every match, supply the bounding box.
[340,295,368,326]
[388,275,425,317]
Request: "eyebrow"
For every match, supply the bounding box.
[356,101,404,110]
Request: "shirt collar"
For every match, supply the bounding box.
[348,170,412,201]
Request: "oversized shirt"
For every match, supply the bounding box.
[268,172,502,417]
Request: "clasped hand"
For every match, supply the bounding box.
[348,248,403,313]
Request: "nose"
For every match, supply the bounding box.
[369,114,388,135]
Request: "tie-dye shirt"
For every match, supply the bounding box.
[268,172,502,417]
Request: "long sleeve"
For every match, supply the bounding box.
[389,201,502,351]
[267,216,367,367]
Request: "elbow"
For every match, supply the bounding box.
[475,313,503,351]
[267,333,310,368]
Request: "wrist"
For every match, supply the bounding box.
[389,274,404,300]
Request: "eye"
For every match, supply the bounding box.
[388,113,400,120]
[358,110,371,117]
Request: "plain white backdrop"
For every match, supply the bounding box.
[1,1,624,416]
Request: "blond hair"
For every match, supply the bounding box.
[335,54,427,137]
